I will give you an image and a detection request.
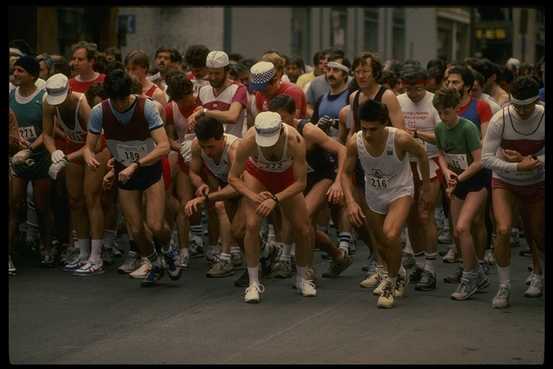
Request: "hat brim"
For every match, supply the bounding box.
[249,81,269,92]
[46,90,68,106]
[255,130,281,147]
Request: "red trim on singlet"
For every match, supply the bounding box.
[244,158,295,195]
[145,84,158,98]
[491,178,544,204]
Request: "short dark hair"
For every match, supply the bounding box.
[287,56,305,72]
[194,115,224,141]
[379,70,399,88]
[448,65,475,92]
[427,58,446,72]
[352,52,383,80]
[427,66,445,84]
[312,50,328,66]
[229,53,243,63]
[359,100,389,125]
[156,47,182,64]
[104,69,132,100]
[104,47,122,62]
[184,45,210,69]
[124,49,150,70]
[400,63,428,83]
[268,94,296,115]
[510,76,540,101]
[166,70,193,101]
[85,82,107,107]
[432,86,461,111]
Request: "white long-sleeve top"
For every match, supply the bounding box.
[481,104,545,186]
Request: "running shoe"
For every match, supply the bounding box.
[244,282,264,303]
[141,264,164,287]
[269,259,293,279]
[401,252,416,269]
[377,278,395,308]
[129,257,152,279]
[394,268,409,298]
[492,284,511,308]
[8,256,16,276]
[189,236,204,259]
[525,272,536,285]
[442,247,458,263]
[451,273,478,301]
[231,251,243,270]
[415,270,437,291]
[361,269,384,289]
[177,250,189,270]
[63,255,87,272]
[163,248,183,281]
[297,279,317,297]
[73,261,104,276]
[322,252,353,278]
[484,249,496,265]
[40,253,56,268]
[372,275,389,296]
[443,265,463,284]
[524,274,543,298]
[118,251,139,274]
[409,265,424,283]
[206,257,235,278]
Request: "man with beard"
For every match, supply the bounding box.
[187,50,248,275]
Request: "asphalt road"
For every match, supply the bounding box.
[8,237,546,364]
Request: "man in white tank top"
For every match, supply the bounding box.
[342,100,432,309]
[229,111,316,303]
[188,51,248,139]
[184,116,245,279]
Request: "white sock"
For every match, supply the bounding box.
[78,239,90,261]
[247,265,260,285]
[424,252,437,274]
[290,243,296,258]
[219,252,231,262]
[103,229,116,250]
[90,239,103,264]
[497,265,511,287]
[230,246,241,256]
[338,232,352,251]
[190,225,203,238]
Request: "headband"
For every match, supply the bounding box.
[327,61,349,73]
[511,95,539,105]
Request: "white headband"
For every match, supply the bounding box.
[511,95,539,105]
[327,61,349,73]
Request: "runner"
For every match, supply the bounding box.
[397,63,442,291]
[69,41,105,94]
[83,69,181,286]
[9,56,53,271]
[342,99,431,308]
[125,49,168,107]
[184,115,245,278]
[268,95,352,279]
[228,111,316,303]
[481,76,545,308]
[432,87,490,301]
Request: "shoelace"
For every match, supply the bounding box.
[246,283,265,294]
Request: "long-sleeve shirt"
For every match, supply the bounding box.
[481,104,545,186]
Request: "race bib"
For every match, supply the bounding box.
[19,126,37,140]
[366,175,389,190]
[116,143,148,167]
[444,153,468,172]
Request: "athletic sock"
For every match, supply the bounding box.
[338,232,351,252]
[77,239,90,261]
[497,265,511,287]
[247,265,260,285]
[190,225,203,239]
[89,239,103,264]
[424,252,437,274]
[219,252,231,262]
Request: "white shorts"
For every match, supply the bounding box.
[365,186,414,215]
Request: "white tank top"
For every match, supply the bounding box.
[250,124,293,173]
[170,101,195,144]
[200,133,239,183]
[356,127,413,196]
[55,94,86,144]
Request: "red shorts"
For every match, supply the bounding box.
[59,135,107,155]
[245,159,295,194]
[161,155,171,191]
[491,178,544,204]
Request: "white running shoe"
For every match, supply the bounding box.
[129,257,152,279]
[297,279,317,297]
[524,274,543,298]
[244,282,264,303]
[492,284,511,309]
[73,261,104,276]
[442,247,458,263]
[118,251,140,274]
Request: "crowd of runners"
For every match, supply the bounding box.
[8,41,545,308]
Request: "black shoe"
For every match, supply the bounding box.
[443,266,463,284]
[415,270,437,291]
[234,269,249,287]
[409,266,424,283]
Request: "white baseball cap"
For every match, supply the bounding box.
[249,61,276,92]
[206,50,229,68]
[45,73,69,105]
[254,111,283,147]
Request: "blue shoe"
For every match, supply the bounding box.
[163,248,182,281]
[141,264,164,286]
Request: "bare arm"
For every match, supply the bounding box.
[228,129,259,202]
[457,148,483,182]
[42,102,57,154]
[205,101,244,124]
[383,90,405,130]
[189,140,208,191]
[398,130,430,187]
[341,135,359,207]
[338,105,350,145]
